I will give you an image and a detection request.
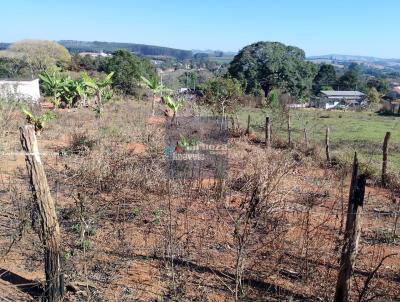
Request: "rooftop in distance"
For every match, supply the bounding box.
[321,91,365,97]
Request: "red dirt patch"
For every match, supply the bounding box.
[40,102,55,110]
[147,116,165,125]
[126,142,147,155]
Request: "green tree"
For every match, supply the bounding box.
[141,75,164,116]
[200,77,243,116]
[81,72,114,117]
[366,77,389,94]
[178,70,212,89]
[0,57,29,78]
[368,87,381,103]
[178,71,198,89]
[102,49,156,95]
[266,89,281,109]
[70,54,105,72]
[228,41,317,99]
[312,64,337,93]
[0,40,71,76]
[164,96,184,123]
[336,63,360,90]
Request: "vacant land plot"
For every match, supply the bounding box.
[0,101,399,301]
[238,107,400,172]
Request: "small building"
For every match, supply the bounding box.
[382,86,400,114]
[311,90,367,109]
[0,79,41,103]
[78,52,111,58]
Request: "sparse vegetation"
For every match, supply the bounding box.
[1,23,400,302]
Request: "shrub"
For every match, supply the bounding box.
[68,132,97,154]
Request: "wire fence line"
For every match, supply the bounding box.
[0,116,399,300]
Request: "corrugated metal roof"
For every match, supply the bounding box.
[321,90,365,97]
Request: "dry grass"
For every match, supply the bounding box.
[0,99,399,301]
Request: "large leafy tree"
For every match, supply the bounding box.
[102,49,156,95]
[178,70,211,89]
[336,64,361,90]
[312,64,337,93]
[0,40,71,76]
[368,87,381,103]
[228,41,317,100]
[0,57,29,78]
[366,77,389,94]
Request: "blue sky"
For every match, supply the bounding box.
[1,0,399,58]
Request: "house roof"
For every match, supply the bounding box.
[321,90,365,97]
[383,86,400,100]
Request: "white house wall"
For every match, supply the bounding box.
[325,101,339,109]
[0,79,40,103]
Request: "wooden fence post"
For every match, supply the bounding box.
[326,127,331,162]
[20,125,64,302]
[303,128,308,149]
[246,114,251,135]
[265,116,271,149]
[382,131,391,186]
[334,153,366,302]
[287,111,292,147]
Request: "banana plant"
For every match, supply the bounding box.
[81,72,114,118]
[164,96,184,124]
[63,78,88,108]
[141,75,165,116]
[38,71,64,107]
[178,134,198,151]
[21,108,56,134]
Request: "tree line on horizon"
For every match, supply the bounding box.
[0,39,392,109]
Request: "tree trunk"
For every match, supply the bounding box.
[334,153,366,302]
[265,116,271,149]
[326,127,331,163]
[20,125,64,302]
[381,132,391,186]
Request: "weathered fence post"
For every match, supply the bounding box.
[325,127,331,162]
[381,131,391,186]
[334,153,366,302]
[303,128,308,149]
[246,114,251,135]
[20,125,64,302]
[287,111,292,147]
[265,116,271,149]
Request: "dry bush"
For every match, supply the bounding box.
[226,149,298,299]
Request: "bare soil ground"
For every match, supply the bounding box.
[0,100,399,301]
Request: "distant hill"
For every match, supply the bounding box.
[0,40,193,60]
[59,40,193,60]
[307,54,400,77]
[308,54,400,64]
[0,43,10,50]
